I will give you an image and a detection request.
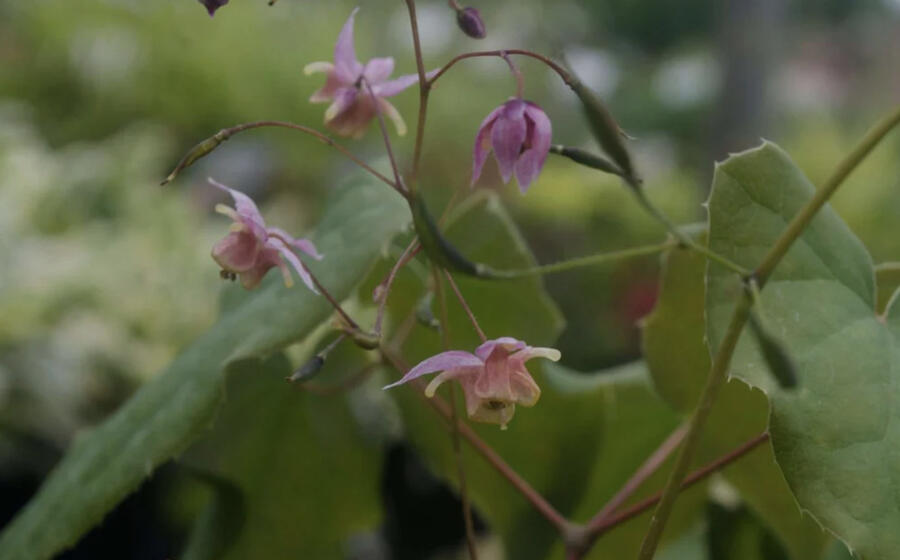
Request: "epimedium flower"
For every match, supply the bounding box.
[208,178,323,292]
[471,98,552,193]
[384,337,561,428]
[304,8,424,139]
[199,0,228,16]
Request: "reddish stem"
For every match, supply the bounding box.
[444,270,487,342]
[428,49,574,90]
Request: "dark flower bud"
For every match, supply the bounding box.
[199,0,229,17]
[456,7,486,39]
[287,355,325,383]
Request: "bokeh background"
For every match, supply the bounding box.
[2,0,900,558]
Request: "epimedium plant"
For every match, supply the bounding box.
[2,1,900,559]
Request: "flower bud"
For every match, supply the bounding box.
[287,355,325,383]
[161,130,229,185]
[455,7,486,39]
[200,0,229,16]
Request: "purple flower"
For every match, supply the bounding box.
[385,337,561,428]
[304,8,424,139]
[199,0,228,16]
[208,178,323,292]
[471,99,552,193]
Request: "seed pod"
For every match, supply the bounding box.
[568,72,638,186]
[456,7,486,39]
[287,355,325,383]
[410,194,481,277]
[415,292,441,330]
[549,145,625,178]
[161,130,229,185]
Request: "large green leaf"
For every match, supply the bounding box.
[0,178,408,560]
[706,142,898,559]
[643,240,830,559]
[182,351,384,558]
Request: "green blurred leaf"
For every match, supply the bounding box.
[182,352,384,558]
[875,263,900,313]
[643,237,829,560]
[181,469,246,560]
[706,142,899,559]
[0,178,408,560]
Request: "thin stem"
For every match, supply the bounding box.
[374,239,421,337]
[166,120,402,197]
[754,105,900,285]
[589,425,688,529]
[381,348,571,535]
[404,0,430,190]
[433,267,479,560]
[361,79,406,193]
[298,363,377,396]
[591,433,769,538]
[428,49,574,89]
[637,296,751,559]
[637,103,900,560]
[492,241,676,279]
[444,270,488,342]
[500,51,525,98]
[631,187,749,276]
[303,262,360,331]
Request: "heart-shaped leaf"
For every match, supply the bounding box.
[706,142,899,559]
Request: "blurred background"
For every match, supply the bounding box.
[1,0,899,558]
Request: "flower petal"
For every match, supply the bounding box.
[514,104,552,193]
[362,57,395,84]
[268,237,318,293]
[470,105,504,186]
[424,367,479,397]
[333,8,364,84]
[324,88,358,123]
[512,346,562,363]
[475,337,526,361]
[309,69,344,104]
[211,231,261,273]
[490,101,527,183]
[208,178,267,241]
[378,98,407,136]
[303,61,334,75]
[383,351,483,390]
[371,73,418,98]
[509,370,542,407]
[266,227,323,260]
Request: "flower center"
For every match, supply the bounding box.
[485,400,508,410]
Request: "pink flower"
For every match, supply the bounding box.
[471,99,552,193]
[208,178,323,291]
[199,0,228,16]
[385,337,561,428]
[304,8,423,139]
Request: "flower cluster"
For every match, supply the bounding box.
[200,7,561,427]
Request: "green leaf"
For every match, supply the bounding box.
[181,469,246,560]
[182,352,384,558]
[0,178,408,560]
[706,142,900,559]
[875,263,900,313]
[643,237,830,559]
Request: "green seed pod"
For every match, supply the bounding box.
[568,72,638,186]
[549,145,625,178]
[409,194,482,277]
[161,130,230,186]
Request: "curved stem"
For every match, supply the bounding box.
[164,120,403,197]
[361,79,406,194]
[492,241,676,278]
[444,270,488,342]
[631,187,749,276]
[428,49,574,89]
[404,0,429,190]
[638,103,900,559]
[500,51,525,98]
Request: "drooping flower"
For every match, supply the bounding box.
[208,178,323,291]
[199,0,229,16]
[384,337,561,428]
[471,99,552,193]
[304,8,425,138]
